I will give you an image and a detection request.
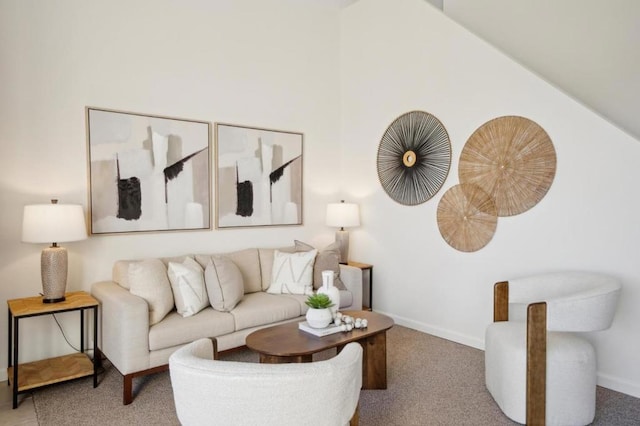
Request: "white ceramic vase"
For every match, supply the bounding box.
[306,307,333,328]
[318,270,340,317]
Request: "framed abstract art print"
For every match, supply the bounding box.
[86,107,211,234]
[215,123,303,228]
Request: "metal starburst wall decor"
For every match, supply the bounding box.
[377,111,452,205]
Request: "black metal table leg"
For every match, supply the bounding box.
[12,316,19,409]
[80,308,85,353]
[7,309,11,385]
[93,305,98,387]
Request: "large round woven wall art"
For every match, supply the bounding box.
[458,116,556,217]
[437,183,498,252]
[377,111,452,206]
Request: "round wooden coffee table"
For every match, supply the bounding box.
[246,310,394,389]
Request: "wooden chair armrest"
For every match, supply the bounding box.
[527,301,547,426]
[493,280,547,424]
[493,281,509,322]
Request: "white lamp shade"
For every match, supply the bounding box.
[326,202,360,228]
[22,204,88,244]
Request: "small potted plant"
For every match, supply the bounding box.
[305,293,334,328]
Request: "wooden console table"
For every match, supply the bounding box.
[6,291,99,408]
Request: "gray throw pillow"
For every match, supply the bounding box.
[294,240,347,290]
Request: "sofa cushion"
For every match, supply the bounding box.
[204,256,244,312]
[168,257,209,318]
[267,249,317,295]
[279,293,309,313]
[197,248,262,294]
[149,308,235,351]
[295,240,347,290]
[230,292,302,330]
[128,259,174,325]
[338,289,353,308]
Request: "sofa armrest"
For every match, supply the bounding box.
[339,264,363,310]
[91,281,151,374]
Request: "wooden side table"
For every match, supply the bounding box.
[7,291,99,408]
[347,261,373,310]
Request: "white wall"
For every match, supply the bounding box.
[0,0,344,380]
[443,0,640,141]
[340,0,640,397]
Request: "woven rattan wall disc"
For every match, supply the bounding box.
[377,111,452,205]
[459,116,556,217]
[437,184,498,252]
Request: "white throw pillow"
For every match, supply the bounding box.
[267,249,317,295]
[204,256,244,312]
[168,257,209,318]
[129,259,174,325]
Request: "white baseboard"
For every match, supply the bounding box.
[0,371,6,382]
[597,373,640,398]
[381,310,640,399]
[381,310,484,350]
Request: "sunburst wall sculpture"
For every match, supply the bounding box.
[377,111,452,206]
[458,116,556,217]
[437,115,557,252]
[437,183,498,252]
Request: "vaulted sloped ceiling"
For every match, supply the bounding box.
[442,0,640,141]
[341,0,640,141]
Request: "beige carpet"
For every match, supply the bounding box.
[32,326,640,425]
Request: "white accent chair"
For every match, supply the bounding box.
[169,338,363,426]
[485,272,621,425]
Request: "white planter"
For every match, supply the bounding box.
[306,308,333,329]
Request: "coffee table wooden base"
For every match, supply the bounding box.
[356,331,387,389]
[248,311,393,390]
[259,354,312,364]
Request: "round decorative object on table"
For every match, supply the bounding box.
[306,308,333,329]
[377,111,452,206]
[459,116,556,217]
[437,183,498,252]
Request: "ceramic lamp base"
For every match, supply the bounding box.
[41,246,68,303]
[335,230,350,264]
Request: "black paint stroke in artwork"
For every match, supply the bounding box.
[163,147,207,202]
[117,178,142,220]
[115,155,142,220]
[268,155,300,202]
[235,162,254,217]
[269,155,300,184]
[236,181,254,217]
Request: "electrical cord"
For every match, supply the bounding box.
[51,313,107,371]
[52,313,80,352]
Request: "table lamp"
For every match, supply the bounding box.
[22,200,88,303]
[326,200,360,264]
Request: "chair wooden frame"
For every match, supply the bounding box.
[493,281,547,426]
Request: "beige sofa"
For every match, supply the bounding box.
[91,247,363,405]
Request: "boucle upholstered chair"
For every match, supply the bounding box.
[485,272,621,425]
[169,338,363,426]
